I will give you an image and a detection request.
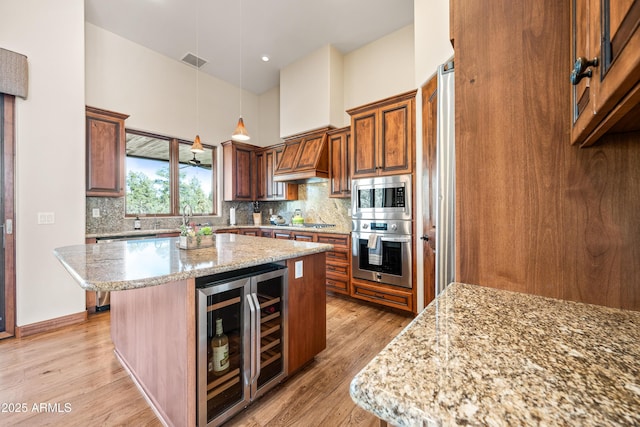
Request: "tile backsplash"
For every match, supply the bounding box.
[86,181,351,234]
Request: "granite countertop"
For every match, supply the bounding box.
[86,224,351,239]
[350,282,640,426]
[55,234,333,292]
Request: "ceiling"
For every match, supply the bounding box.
[84,0,415,95]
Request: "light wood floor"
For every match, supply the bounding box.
[0,295,411,426]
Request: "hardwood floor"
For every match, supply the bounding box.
[0,295,411,426]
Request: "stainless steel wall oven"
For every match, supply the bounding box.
[351,174,413,289]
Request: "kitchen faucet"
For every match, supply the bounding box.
[182,204,193,227]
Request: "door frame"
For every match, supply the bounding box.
[0,94,16,339]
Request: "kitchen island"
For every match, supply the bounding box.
[54,234,332,427]
[350,282,640,426]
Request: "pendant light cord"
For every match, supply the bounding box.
[196,0,199,134]
[239,0,243,117]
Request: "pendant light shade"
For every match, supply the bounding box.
[232,117,250,141]
[191,134,205,153]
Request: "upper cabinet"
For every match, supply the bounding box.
[347,90,416,178]
[571,0,640,146]
[274,127,331,182]
[327,126,351,198]
[256,145,298,201]
[222,140,255,201]
[85,106,129,197]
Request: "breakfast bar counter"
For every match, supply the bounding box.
[350,282,640,426]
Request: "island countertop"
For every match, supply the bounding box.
[54,233,333,292]
[350,282,640,426]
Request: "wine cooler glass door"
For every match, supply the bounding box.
[251,267,288,399]
[197,278,251,427]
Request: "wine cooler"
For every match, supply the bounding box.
[196,263,288,427]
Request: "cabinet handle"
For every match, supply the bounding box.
[570,57,599,85]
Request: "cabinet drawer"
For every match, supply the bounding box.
[274,232,291,239]
[326,273,349,295]
[351,280,413,312]
[317,234,349,248]
[326,262,349,276]
[326,250,349,263]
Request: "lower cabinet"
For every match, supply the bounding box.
[317,234,350,296]
[350,278,413,312]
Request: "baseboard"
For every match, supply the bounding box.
[15,311,88,338]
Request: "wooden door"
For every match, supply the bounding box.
[0,95,16,339]
[421,77,438,308]
[379,99,413,176]
[350,111,378,178]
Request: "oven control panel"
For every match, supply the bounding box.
[353,219,411,235]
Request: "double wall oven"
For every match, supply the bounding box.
[351,174,412,289]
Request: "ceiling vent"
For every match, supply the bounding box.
[181,52,207,68]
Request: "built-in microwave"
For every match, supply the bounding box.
[351,174,412,220]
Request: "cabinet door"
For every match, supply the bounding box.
[254,150,267,200]
[350,111,378,178]
[272,146,298,200]
[223,141,255,201]
[328,129,351,198]
[378,99,413,176]
[86,107,128,197]
[571,0,640,145]
[264,150,275,200]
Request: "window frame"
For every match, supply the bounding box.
[124,129,217,217]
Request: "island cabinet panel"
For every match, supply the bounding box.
[110,279,196,427]
[85,106,129,197]
[286,253,327,374]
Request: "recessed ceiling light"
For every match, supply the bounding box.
[261,55,270,62]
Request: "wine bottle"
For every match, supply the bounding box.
[211,318,229,376]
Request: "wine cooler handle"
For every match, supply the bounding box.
[251,293,262,381]
[246,294,257,384]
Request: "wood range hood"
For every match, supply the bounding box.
[274,126,333,183]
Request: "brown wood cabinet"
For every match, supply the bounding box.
[453,0,640,310]
[255,145,298,201]
[222,140,255,201]
[327,127,351,198]
[239,228,258,236]
[274,231,291,240]
[291,231,316,242]
[571,0,640,146]
[317,234,351,296]
[347,91,416,178]
[85,106,129,197]
[286,253,327,374]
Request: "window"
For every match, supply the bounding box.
[125,130,216,216]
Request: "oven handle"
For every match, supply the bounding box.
[352,233,412,243]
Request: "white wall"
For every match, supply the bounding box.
[280,45,345,138]
[343,24,415,113]
[0,0,86,325]
[413,0,454,311]
[257,86,282,146]
[85,23,261,148]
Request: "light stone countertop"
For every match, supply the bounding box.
[55,234,332,292]
[86,224,351,239]
[350,282,640,427]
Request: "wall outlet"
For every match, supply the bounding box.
[92,208,101,218]
[37,212,55,225]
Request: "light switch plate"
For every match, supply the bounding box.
[295,260,303,278]
[92,208,101,218]
[37,212,55,225]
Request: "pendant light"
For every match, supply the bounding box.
[232,0,250,141]
[191,0,205,154]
